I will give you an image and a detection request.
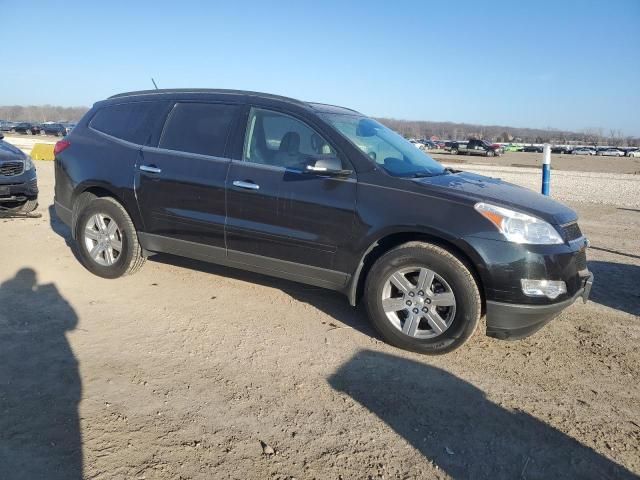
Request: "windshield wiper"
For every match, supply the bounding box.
[410,172,435,178]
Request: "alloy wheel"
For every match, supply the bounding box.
[83,213,123,266]
[381,266,456,339]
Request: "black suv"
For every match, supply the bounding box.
[53,89,593,354]
[41,123,67,137]
[12,122,41,135]
[0,132,38,213]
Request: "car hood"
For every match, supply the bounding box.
[0,140,26,162]
[414,171,577,225]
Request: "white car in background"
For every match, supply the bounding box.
[597,148,625,157]
[572,147,596,155]
[626,149,640,157]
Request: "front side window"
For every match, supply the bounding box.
[90,101,167,145]
[321,113,446,177]
[243,108,337,169]
[160,102,239,157]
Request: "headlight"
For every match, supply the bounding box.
[24,156,35,171]
[474,202,563,245]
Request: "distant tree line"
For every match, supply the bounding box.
[0,105,90,123]
[1,104,637,147]
[376,118,640,147]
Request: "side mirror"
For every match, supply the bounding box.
[306,156,352,177]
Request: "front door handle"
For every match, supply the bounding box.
[140,165,162,174]
[232,180,260,190]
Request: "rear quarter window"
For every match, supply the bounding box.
[90,101,168,145]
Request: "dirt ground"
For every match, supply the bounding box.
[1,161,639,480]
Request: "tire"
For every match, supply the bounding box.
[17,199,38,213]
[486,150,495,157]
[74,196,146,278]
[450,148,458,155]
[364,241,481,355]
[0,199,38,214]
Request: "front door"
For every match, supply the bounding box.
[225,107,356,288]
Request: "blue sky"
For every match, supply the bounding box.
[2,0,639,134]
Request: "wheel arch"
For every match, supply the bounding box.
[348,231,487,314]
[70,184,142,239]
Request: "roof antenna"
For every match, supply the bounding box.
[151,78,159,90]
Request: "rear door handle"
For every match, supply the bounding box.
[140,165,162,174]
[232,180,260,190]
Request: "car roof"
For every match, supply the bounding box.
[107,89,361,115]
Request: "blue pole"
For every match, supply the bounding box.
[541,144,551,196]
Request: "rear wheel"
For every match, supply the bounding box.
[450,148,459,155]
[75,196,145,278]
[365,242,481,355]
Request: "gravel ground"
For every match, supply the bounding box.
[432,150,640,175]
[444,163,640,208]
[1,161,639,480]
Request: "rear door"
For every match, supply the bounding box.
[225,106,356,287]
[135,101,241,250]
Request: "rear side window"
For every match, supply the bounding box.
[159,103,239,157]
[90,101,167,145]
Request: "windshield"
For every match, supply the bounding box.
[321,113,446,177]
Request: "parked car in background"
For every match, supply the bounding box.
[53,88,592,355]
[420,140,438,150]
[0,132,38,213]
[0,121,16,132]
[572,147,596,155]
[620,147,638,156]
[627,149,640,158]
[444,141,463,152]
[450,138,501,157]
[409,139,425,150]
[41,123,68,137]
[522,145,543,153]
[596,148,625,157]
[502,144,522,152]
[551,146,571,154]
[12,122,41,135]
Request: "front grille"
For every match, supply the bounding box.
[0,161,24,177]
[562,222,583,241]
[575,249,587,271]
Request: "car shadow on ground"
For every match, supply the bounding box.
[587,260,640,316]
[329,350,636,479]
[149,253,379,340]
[47,205,377,339]
[0,268,83,480]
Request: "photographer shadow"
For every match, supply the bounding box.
[0,268,82,480]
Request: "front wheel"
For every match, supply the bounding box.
[365,242,481,355]
[450,148,459,155]
[486,150,495,157]
[75,196,146,278]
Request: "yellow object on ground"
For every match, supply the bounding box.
[30,143,55,161]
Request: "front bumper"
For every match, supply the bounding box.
[486,272,593,340]
[0,169,38,204]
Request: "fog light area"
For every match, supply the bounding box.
[521,279,567,299]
